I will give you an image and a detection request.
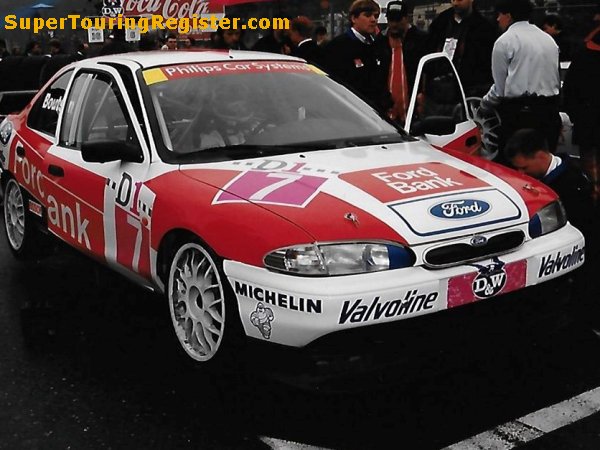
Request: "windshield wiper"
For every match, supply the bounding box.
[173,142,337,161]
[173,135,410,163]
[343,134,411,147]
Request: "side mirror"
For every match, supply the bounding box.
[410,116,456,136]
[81,140,143,163]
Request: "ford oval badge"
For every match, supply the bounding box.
[470,235,488,247]
[429,199,491,219]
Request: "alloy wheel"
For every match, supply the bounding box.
[168,243,226,362]
[4,180,25,251]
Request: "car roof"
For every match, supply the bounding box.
[83,50,304,70]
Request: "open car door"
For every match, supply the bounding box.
[405,53,481,156]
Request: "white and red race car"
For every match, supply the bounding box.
[0,51,585,372]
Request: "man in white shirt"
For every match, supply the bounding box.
[481,0,561,154]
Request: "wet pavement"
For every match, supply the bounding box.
[2,220,600,449]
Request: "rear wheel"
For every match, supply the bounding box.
[3,178,41,259]
[167,241,235,364]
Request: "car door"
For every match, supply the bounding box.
[405,53,481,156]
[43,66,156,283]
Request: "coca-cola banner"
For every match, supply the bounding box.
[123,0,224,19]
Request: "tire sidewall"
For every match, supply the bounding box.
[3,178,29,258]
[166,238,245,370]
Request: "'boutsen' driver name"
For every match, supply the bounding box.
[372,166,463,194]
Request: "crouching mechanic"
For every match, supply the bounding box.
[504,129,593,235]
[505,128,600,335]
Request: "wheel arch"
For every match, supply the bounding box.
[1,168,13,191]
[155,228,232,291]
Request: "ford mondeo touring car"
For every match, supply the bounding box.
[0,51,585,379]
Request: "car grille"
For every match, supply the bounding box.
[424,230,525,268]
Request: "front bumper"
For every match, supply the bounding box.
[224,223,585,348]
[246,275,576,391]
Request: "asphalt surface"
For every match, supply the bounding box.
[2,214,600,449]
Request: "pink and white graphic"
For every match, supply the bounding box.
[340,162,489,203]
[447,259,527,308]
[213,171,327,208]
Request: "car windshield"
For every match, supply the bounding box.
[144,61,406,162]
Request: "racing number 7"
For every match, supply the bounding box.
[105,173,148,274]
[215,171,328,207]
[248,173,302,201]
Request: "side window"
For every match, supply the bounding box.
[27,70,72,137]
[60,71,139,151]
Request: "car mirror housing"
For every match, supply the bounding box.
[410,116,457,136]
[81,140,143,164]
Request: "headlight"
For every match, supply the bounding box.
[528,200,567,238]
[0,119,13,146]
[264,242,415,276]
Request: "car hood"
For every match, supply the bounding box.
[179,141,556,246]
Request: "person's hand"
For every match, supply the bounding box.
[476,102,495,118]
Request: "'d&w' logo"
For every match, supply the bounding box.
[102,0,123,17]
[471,257,507,299]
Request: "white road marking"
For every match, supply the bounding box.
[259,436,332,450]
[443,386,600,449]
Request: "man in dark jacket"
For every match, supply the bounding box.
[506,127,599,335]
[376,0,427,122]
[39,39,76,87]
[427,0,496,97]
[212,27,247,50]
[99,29,131,56]
[542,14,575,62]
[323,0,392,114]
[252,29,285,54]
[289,16,323,66]
[504,128,593,235]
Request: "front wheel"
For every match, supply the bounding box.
[3,178,42,259]
[167,242,237,364]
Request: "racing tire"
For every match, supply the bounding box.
[3,178,43,260]
[166,240,244,369]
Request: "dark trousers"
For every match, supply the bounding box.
[498,95,562,154]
